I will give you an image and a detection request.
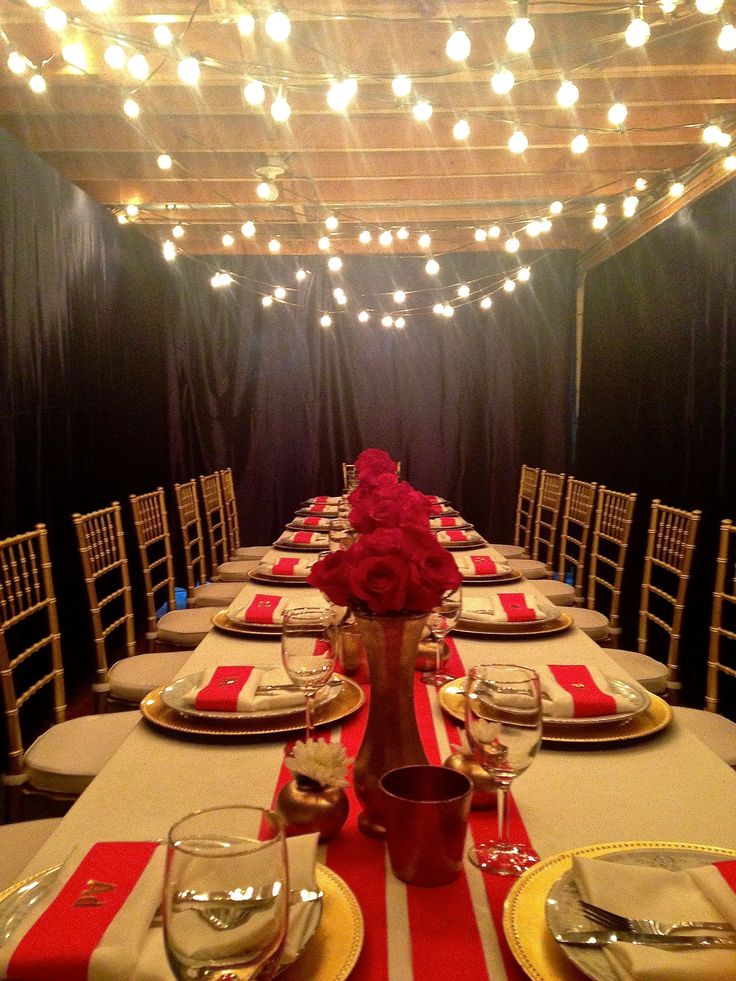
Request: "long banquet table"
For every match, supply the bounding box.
[17,533,736,980]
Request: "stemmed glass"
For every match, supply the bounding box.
[328,518,355,551]
[421,587,462,687]
[281,606,338,743]
[163,805,288,981]
[465,663,542,876]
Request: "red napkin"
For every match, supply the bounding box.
[445,530,468,542]
[303,517,322,527]
[471,556,498,575]
[313,496,329,503]
[272,557,300,576]
[498,592,537,622]
[244,593,283,623]
[195,665,255,711]
[440,516,458,527]
[292,532,315,544]
[547,664,617,717]
[307,504,326,513]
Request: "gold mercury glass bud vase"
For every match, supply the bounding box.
[276,775,349,843]
[443,751,497,810]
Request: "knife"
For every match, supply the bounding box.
[255,679,343,693]
[555,929,736,948]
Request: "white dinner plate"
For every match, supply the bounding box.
[274,534,330,551]
[160,672,342,721]
[437,532,486,549]
[542,677,651,727]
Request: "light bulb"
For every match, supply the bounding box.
[270,92,291,123]
[325,215,339,231]
[378,315,391,327]
[178,57,200,85]
[241,220,256,238]
[358,310,370,323]
[296,268,307,281]
[262,295,273,307]
[7,51,27,75]
[157,153,173,170]
[491,67,515,95]
[153,24,173,46]
[425,258,440,275]
[394,317,406,329]
[123,97,140,118]
[62,42,88,72]
[105,45,127,70]
[506,17,535,52]
[256,181,278,201]
[480,296,493,310]
[457,284,470,298]
[595,202,607,214]
[320,314,332,328]
[265,9,291,42]
[327,78,355,112]
[244,80,266,105]
[238,13,256,35]
[268,238,281,252]
[503,278,516,292]
[474,228,488,242]
[608,102,628,126]
[556,80,579,108]
[172,224,184,239]
[81,0,112,10]
[508,129,528,154]
[117,214,128,225]
[318,235,330,250]
[418,233,431,248]
[718,23,736,49]
[396,226,409,240]
[703,124,722,143]
[126,203,139,217]
[517,266,531,282]
[695,0,723,13]
[635,176,647,191]
[44,6,67,31]
[539,217,552,232]
[571,132,589,154]
[658,0,677,11]
[526,220,542,237]
[550,200,564,215]
[163,240,176,261]
[327,255,343,272]
[222,233,235,247]
[392,75,412,98]
[453,118,470,141]
[724,155,736,171]
[412,100,433,122]
[433,303,444,315]
[335,292,347,305]
[505,235,520,253]
[669,181,685,197]
[625,15,650,47]
[378,230,393,247]
[358,230,372,244]
[718,131,732,147]
[623,195,639,215]
[592,213,608,230]
[488,225,501,238]
[128,53,150,81]
[393,290,406,303]
[443,304,454,318]
[446,26,471,61]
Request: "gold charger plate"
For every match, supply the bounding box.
[460,570,524,585]
[439,678,672,745]
[454,612,572,637]
[502,840,736,981]
[248,570,314,586]
[140,676,365,738]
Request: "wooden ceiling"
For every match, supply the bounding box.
[1,0,735,260]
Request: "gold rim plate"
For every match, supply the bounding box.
[295,508,338,518]
[249,570,314,586]
[454,612,573,637]
[140,676,365,738]
[439,678,672,744]
[274,540,329,552]
[212,610,282,636]
[440,536,487,550]
[459,570,524,585]
[503,840,736,981]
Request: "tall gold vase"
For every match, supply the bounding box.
[352,609,429,837]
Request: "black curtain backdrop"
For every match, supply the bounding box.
[577,177,736,706]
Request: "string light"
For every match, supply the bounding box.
[635,177,648,191]
[718,22,736,50]
[508,129,529,154]
[318,235,330,250]
[669,180,685,197]
[327,77,356,112]
[703,124,723,143]
[506,16,535,52]
[162,240,176,261]
[517,266,531,282]
[222,233,235,247]
[268,238,281,252]
[125,203,139,217]
[335,290,347,305]
[446,23,471,62]
[418,233,432,248]
[327,255,343,271]
[412,100,433,122]
[623,194,639,216]
[358,310,370,322]
[29,73,46,93]
[62,42,88,72]
[393,290,406,303]
[724,155,736,171]
[271,90,291,123]
[104,45,126,70]
[157,153,173,170]
[480,296,493,310]
[595,202,607,214]
[153,24,173,46]
[526,220,542,237]
[571,133,589,154]
[320,314,332,328]
[550,201,564,215]
[244,80,266,105]
[325,215,339,231]
[123,98,140,118]
[127,53,150,81]
[241,220,256,238]
[44,6,68,31]
[358,230,372,244]
[505,235,520,253]
[238,13,256,36]
[443,304,454,318]
[81,0,112,10]
[625,8,650,47]
[378,230,393,247]
[556,80,579,108]
[395,316,406,329]
[488,225,501,239]
[491,67,515,95]
[433,303,444,315]
[382,315,394,327]
[457,284,470,298]
[178,57,200,86]
[608,103,628,127]
[425,258,440,275]
[265,9,291,43]
[392,75,412,98]
[262,295,273,307]
[7,52,27,75]
[592,213,608,229]
[474,228,488,242]
[658,0,677,11]
[396,226,409,240]
[172,224,184,239]
[539,217,552,233]
[453,118,470,141]
[503,278,516,292]
[211,272,233,288]
[117,214,128,224]
[695,0,723,13]
[296,268,307,281]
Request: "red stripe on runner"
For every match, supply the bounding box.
[715,861,736,892]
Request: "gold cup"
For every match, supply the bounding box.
[338,620,364,675]
[379,765,473,886]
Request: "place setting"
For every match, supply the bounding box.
[273,530,331,551]
[454,590,573,637]
[454,552,524,585]
[435,528,487,549]
[249,556,321,585]
[429,515,474,531]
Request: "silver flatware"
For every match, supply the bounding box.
[256,679,342,694]
[579,900,732,935]
[556,929,736,948]
[160,887,323,931]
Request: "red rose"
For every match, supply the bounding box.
[307,550,352,606]
[355,448,396,475]
[349,554,409,614]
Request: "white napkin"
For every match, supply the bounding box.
[181,666,322,712]
[454,554,512,577]
[461,592,558,623]
[536,664,639,718]
[291,518,332,530]
[308,496,341,505]
[275,531,329,547]
[226,594,288,626]
[572,856,736,980]
[256,558,316,577]
[430,516,466,529]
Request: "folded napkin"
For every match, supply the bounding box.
[227,592,288,626]
[430,516,467,529]
[303,504,337,515]
[293,516,332,530]
[573,856,736,980]
[309,496,341,505]
[455,554,511,578]
[182,665,324,712]
[437,529,474,544]
[0,841,164,981]
[461,592,558,624]
[536,664,639,718]
[257,557,316,578]
[276,531,329,548]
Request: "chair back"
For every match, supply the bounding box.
[513,465,540,553]
[199,473,229,574]
[639,499,701,702]
[706,519,736,714]
[218,468,241,560]
[72,503,135,710]
[586,486,637,645]
[0,525,66,791]
[129,488,177,647]
[174,480,208,597]
[556,478,597,601]
[532,470,566,571]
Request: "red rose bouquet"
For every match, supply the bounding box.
[354,448,399,488]
[349,477,432,534]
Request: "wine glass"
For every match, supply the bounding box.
[464,663,542,876]
[163,805,288,981]
[281,606,338,742]
[328,518,355,551]
[421,587,462,687]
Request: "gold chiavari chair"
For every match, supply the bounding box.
[73,502,190,709]
[218,468,270,562]
[173,480,244,608]
[198,473,256,582]
[492,464,539,560]
[606,500,701,699]
[129,488,214,650]
[0,525,138,821]
[672,519,736,765]
[565,486,638,644]
[533,478,597,608]
[509,470,566,579]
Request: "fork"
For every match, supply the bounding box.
[580,900,733,935]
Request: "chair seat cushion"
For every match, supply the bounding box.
[492,544,526,560]
[156,608,213,647]
[606,649,668,695]
[566,608,611,641]
[217,560,258,582]
[192,581,244,608]
[508,559,547,579]
[0,818,61,890]
[673,707,736,766]
[108,650,192,702]
[234,546,270,560]
[532,580,576,607]
[25,712,140,796]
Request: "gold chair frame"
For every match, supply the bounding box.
[219,467,243,562]
[174,479,208,601]
[199,472,229,576]
[706,518,736,713]
[129,488,178,650]
[513,465,540,555]
[556,478,597,602]
[585,486,638,645]
[531,470,566,572]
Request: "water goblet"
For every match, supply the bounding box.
[281,606,338,742]
[420,587,462,687]
[163,805,288,981]
[328,518,355,551]
[465,663,542,876]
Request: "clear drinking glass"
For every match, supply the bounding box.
[465,663,542,876]
[328,518,355,551]
[163,805,288,981]
[281,606,338,742]
[421,587,462,687]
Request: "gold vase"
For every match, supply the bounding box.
[443,751,498,810]
[275,776,349,843]
[352,609,429,837]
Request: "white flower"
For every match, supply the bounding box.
[285,739,353,789]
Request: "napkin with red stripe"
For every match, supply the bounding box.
[461,592,558,624]
[226,592,288,626]
[437,529,474,544]
[275,531,329,548]
[181,665,314,712]
[536,664,640,718]
[573,856,736,980]
[256,557,316,578]
[454,554,511,578]
[430,516,467,529]
[308,496,340,505]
